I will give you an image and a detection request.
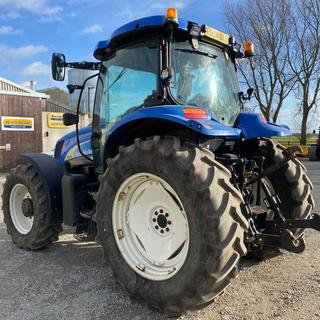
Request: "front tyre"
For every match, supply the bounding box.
[96,137,248,315]
[2,164,62,249]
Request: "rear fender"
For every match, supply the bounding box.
[105,105,240,139]
[235,112,292,138]
[101,106,240,168]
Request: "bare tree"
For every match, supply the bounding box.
[287,0,320,145]
[224,0,295,122]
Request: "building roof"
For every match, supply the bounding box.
[0,76,49,99]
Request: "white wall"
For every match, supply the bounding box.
[42,112,91,153]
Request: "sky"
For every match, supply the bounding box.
[0,0,228,90]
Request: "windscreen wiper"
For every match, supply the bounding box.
[174,48,217,59]
[104,67,128,94]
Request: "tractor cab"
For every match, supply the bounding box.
[51,8,264,172]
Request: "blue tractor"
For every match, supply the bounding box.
[2,8,319,315]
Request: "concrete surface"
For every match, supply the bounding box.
[0,160,319,320]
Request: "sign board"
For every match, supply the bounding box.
[47,112,67,129]
[203,26,229,45]
[1,116,34,131]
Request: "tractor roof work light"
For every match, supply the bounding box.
[244,41,255,57]
[166,7,178,24]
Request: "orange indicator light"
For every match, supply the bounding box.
[183,108,208,119]
[244,41,255,57]
[166,8,178,23]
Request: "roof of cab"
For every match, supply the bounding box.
[94,15,189,60]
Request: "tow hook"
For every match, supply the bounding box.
[251,214,320,254]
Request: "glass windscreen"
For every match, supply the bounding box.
[170,40,240,124]
[92,39,159,172]
[94,39,159,130]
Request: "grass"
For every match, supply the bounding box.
[273,134,318,146]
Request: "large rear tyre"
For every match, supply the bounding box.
[243,138,314,239]
[2,164,62,250]
[96,136,248,315]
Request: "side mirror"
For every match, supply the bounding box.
[63,113,79,126]
[51,53,66,81]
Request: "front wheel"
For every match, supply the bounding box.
[2,164,62,249]
[96,136,248,315]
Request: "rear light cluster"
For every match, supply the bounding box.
[183,108,208,119]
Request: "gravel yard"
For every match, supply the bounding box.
[0,160,319,320]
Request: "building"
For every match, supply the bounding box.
[0,76,48,170]
[38,87,68,106]
[0,76,89,171]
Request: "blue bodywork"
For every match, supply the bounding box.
[236,113,291,139]
[94,15,188,60]
[55,15,292,163]
[56,107,291,164]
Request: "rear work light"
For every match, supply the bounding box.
[183,108,208,119]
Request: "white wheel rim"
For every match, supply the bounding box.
[112,173,190,281]
[10,184,34,235]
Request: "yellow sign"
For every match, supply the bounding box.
[47,113,67,129]
[1,116,34,131]
[204,26,229,45]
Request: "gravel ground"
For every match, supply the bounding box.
[0,160,319,320]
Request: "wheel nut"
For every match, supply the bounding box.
[165,213,169,217]
[153,218,156,222]
[160,209,163,213]
[166,227,169,232]
[160,229,164,234]
[168,221,172,225]
[155,226,159,230]
[155,211,158,216]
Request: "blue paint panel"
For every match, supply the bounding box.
[105,105,239,139]
[235,112,292,138]
[94,15,189,60]
[110,16,167,39]
[55,110,292,165]
[57,126,92,163]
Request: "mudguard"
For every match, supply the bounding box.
[104,105,240,140]
[235,112,291,138]
[55,108,292,165]
[20,153,64,225]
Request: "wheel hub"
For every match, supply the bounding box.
[21,198,34,218]
[152,209,171,234]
